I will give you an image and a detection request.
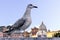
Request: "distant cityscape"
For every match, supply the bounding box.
[0,22,60,38]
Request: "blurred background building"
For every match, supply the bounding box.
[0,22,60,38]
[37,22,47,38]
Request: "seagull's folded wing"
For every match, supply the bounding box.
[4,18,26,33]
[12,18,26,28]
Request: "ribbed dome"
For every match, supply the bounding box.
[39,22,47,31]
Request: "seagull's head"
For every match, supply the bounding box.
[27,4,38,9]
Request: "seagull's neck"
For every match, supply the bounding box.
[23,7,31,17]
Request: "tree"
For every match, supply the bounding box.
[53,32,60,37]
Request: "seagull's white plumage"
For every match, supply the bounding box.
[4,4,38,35]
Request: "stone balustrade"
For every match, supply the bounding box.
[0,37,59,40]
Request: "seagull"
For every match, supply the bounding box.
[4,4,38,35]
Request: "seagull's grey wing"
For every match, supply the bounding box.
[12,18,26,28]
[4,18,26,34]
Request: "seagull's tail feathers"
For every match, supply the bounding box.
[3,28,14,35]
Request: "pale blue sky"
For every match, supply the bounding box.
[0,0,60,31]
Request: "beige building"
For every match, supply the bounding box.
[47,30,60,38]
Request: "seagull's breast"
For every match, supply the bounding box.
[21,17,32,30]
[24,17,32,29]
[26,17,32,24]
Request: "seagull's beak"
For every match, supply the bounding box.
[33,6,38,8]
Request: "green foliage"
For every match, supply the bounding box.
[53,32,60,37]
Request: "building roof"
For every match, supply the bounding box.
[39,22,47,31]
